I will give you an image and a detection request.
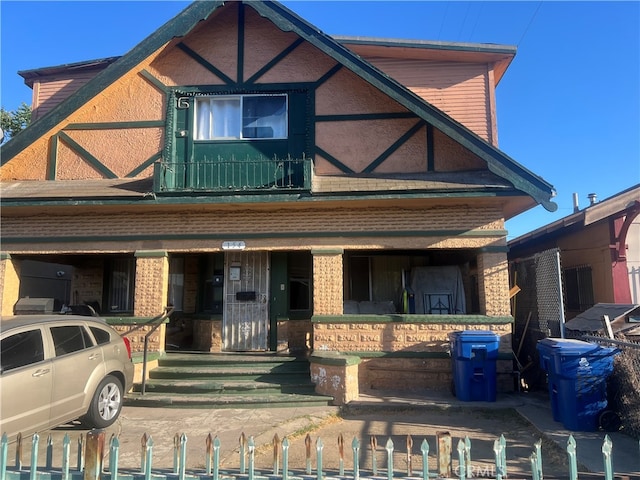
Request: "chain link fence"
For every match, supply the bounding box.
[509,248,563,390]
[510,248,640,438]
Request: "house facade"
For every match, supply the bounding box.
[508,185,640,319]
[0,1,556,400]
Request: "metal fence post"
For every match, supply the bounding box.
[46,435,53,470]
[213,436,221,480]
[316,437,324,480]
[406,435,413,477]
[602,435,613,480]
[420,439,430,480]
[109,436,120,480]
[493,438,504,480]
[567,435,577,480]
[143,436,153,480]
[282,438,289,480]
[457,439,466,480]
[248,436,255,480]
[530,452,539,480]
[29,434,39,480]
[352,437,360,480]
[385,438,394,480]
[338,434,345,477]
[62,434,71,480]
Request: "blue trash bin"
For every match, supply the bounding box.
[536,338,619,431]
[450,330,500,401]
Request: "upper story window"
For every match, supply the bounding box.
[194,94,287,140]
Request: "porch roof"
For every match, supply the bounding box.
[0,170,513,202]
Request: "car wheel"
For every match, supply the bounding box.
[82,375,124,428]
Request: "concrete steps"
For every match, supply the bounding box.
[125,352,333,408]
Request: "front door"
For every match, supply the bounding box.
[222,251,269,351]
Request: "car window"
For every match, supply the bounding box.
[50,325,94,356]
[90,326,112,345]
[1,329,45,372]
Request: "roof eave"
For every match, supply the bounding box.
[1,0,223,163]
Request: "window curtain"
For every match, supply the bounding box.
[195,98,241,139]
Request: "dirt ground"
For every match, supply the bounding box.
[250,405,571,478]
[6,404,575,479]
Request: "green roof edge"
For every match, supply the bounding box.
[0,0,222,164]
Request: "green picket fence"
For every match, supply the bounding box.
[0,430,631,480]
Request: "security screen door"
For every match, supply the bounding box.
[222,251,269,351]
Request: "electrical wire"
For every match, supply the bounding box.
[518,1,543,47]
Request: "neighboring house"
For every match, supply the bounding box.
[0,1,556,401]
[509,185,640,319]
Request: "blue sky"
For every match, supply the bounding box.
[1,1,638,240]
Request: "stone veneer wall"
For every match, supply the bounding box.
[193,319,223,352]
[312,318,514,394]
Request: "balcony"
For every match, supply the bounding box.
[153,157,312,193]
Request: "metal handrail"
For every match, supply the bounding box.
[135,306,174,395]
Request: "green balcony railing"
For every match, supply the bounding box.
[153,157,312,193]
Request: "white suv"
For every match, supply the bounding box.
[0,314,134,439]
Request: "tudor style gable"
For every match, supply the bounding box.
[0,0,555,217]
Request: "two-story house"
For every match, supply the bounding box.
[0,0,556,402]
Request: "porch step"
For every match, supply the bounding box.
[125,352,333,409]
[124,392,334,409]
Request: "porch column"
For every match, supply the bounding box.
[477,250,511,316]
[312,249,344,315]
[134,250,169,317]
[0,253,21,316]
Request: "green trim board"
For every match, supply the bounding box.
[63,121,165,130]
[134,250,168,258]
[250,1,556,211]
[309,353,361,367]
[363,120,425,173]
[311,248,344,255]
[1,187,525,208]
[126,151,163,178]
[315,112,417,122]
[139,69,168,93]
[237,2,245,83]
[58,132,118,179]
[177,42,234,85]
[1,229,509,245]
[131,351,162,364]
[47,135,58,180]
[314,146,355,173]
[245,37,305,85]
[327,350,514,361]
[104,316,170,325]
[0,0,222,165]
[312,314,513,324]
[0,0,556,212]
[427,124,435,171]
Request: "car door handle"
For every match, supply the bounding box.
[32,369,50,377]
[88,353,100,360]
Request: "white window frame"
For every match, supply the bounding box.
[194,94,288,141]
